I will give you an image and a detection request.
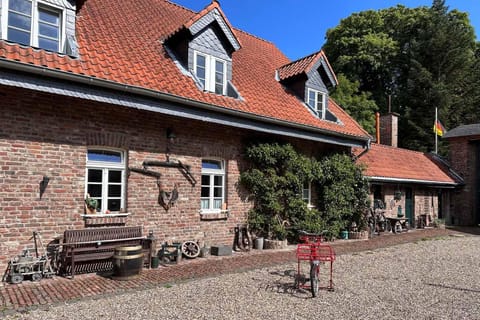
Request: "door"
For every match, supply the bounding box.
[405,187,414,226]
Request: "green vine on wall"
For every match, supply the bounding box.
[240,142,369,241]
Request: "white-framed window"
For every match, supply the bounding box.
[200,159,225,213]
[302,181,313,208]
[307,88,326,119]
[194,51,227,95]
[85,149,126,213]
[2,0,64,52]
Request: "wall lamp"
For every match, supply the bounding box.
[166,128,176,143]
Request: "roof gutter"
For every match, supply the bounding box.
[366,176,458,188]
[0,58,370,148]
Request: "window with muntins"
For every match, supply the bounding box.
[194,51,227,95]
[201,159,225,212]
[3,0,62,52]
[307,88,326,119]
[86,149,126,213]
[302,182,313,208]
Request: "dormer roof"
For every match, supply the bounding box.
[167,0,241,52]
[277,50,337,87]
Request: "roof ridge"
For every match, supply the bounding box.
[166,0,196,14]
[278,50,321,69]
[233,27,274,46]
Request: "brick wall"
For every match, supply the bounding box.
[369,184,439,227]
[0,86,342,271]
[447,137,479,225]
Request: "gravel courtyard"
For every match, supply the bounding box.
[6,235,479,320]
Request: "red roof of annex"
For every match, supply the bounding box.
[354,143,458,184]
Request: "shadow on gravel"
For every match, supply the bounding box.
[448,226,480,236]
[258,268,330,299]
[426,282,480,294]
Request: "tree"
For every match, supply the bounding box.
[330,74,379,135]
[324,9,398,106]
[324,1,477,152]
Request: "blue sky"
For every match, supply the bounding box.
[173,0,480,60]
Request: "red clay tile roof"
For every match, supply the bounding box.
[277,50,337,84]
[0,0,368,141]
[354,143,458,184]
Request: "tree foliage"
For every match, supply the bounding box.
[324,0,478,153]
[240,143,369,241]
[331,74,378,134]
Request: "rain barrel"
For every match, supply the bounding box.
[112,245,143,280]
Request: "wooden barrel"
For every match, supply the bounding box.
[112,245,143,280]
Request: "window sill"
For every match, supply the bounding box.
[81,213,130,218]
[199,210,229,220]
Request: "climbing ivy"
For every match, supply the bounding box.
[240,142,369,241]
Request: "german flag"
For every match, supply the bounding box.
[433,120,446,137]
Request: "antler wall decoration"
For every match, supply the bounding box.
[157,182,179,211]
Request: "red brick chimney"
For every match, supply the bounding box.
[379,113,399,147]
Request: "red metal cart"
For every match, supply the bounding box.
[296,231,335,297]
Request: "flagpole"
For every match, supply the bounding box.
[435,107,438,154]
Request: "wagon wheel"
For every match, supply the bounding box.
[393,221,402,234]
[31,273,43,281]
[181,241,200,258]
[10,274,24,284]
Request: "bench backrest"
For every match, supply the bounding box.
[63,226,143,245]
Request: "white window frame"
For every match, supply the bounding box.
[193,51,227,95]
[200,159,226,213]
[85,148,126,214]
[1,0,66,52]
[302,181,314,209]
[307,88,326,119]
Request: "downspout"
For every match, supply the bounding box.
[352,137,371,161]
[375,112,381,144]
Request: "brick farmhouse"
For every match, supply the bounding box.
[0,0,372,271]
[0,0,469,275]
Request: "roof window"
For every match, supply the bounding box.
[307,88,326,119]
[1,0,78,56]
[194,51,227,95]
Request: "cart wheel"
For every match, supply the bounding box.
[310,264,319,298]
[31,273,43,281]
[181,241,200,258]
[10,274,24,284]
[386,221,392,232]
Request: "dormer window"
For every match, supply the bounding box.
[1,0,78,56]
[163,2,241,98]
[307,88,326,119]
[194,51,227,95]
[3,0,61,52]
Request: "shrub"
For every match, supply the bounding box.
[240,142,369,241]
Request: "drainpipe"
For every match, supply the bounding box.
[375,112,380,144]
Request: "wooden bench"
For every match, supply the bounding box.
[58,226,153,278]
